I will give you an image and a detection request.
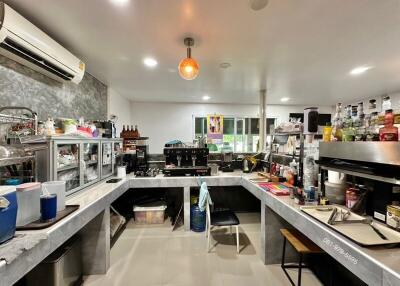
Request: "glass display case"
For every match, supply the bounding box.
[37,137,123,195]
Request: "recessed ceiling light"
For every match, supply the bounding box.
[350,66,372,75]
[202,95,211,101]
[280,97,290,102]
[143,58,158,68]
[249,0,270,11]
[109,0,130,6]
[219,62,232,69]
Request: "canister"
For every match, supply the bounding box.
[42,181,66,212]
[16,182,41,226]
[387,205,400,230]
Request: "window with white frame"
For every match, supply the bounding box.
[194,116,276,153]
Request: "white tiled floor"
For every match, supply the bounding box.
[83,213,323,286]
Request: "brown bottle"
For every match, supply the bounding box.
[130,125,134,138]
[134,125,140,139]
[121,125,126,138]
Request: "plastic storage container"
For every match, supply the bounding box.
[16,182,41,226]
[324,181,346,205]
[133,205,167,224]
[42,181,66,212]
[0,186,18,244]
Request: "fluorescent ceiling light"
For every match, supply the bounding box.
[350,66,372,75]
[280,97,290,102]
[109,0,130,6]
[143,58,158,68]
[202,95,211,101]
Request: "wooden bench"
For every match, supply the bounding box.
[280,228,325,286]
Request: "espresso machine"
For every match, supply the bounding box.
[163,147,210,176]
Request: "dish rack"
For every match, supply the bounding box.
[0,106,38,140]
[0,106,39,182]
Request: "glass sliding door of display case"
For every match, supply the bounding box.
[54,142,80,193]
[113,141,123,174]
[82,142,100,186]
[102,142,113,178]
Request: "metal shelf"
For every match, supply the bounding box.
[57,163,79,172]
[272,131,302,136]
[0,156,35,167]
[320,165,400,185]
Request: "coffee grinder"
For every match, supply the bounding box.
[221,150,234,172]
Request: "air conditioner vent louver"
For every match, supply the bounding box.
[0,37,73,81]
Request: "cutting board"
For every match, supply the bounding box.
[301,205,400,246]
[258,182,290,196]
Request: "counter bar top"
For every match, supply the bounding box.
[0,173,399,286]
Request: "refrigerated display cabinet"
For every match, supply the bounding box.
[37,137,123,195]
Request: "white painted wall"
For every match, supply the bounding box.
[107,88,131,135]
[129,101,334,153]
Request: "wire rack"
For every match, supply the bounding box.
[0,106,38,134]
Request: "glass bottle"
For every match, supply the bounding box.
[331,103,343,141]
[323,122,332,142]
[135,125,140,138]
[380,109,398,141]
[121,125,126,138]
[354,102,366,141]
[342,105,355,141]
[366,112,379,141]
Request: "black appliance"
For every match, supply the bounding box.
[122,145,148,174]
[94,121,116,138]
[136,145,148,171]
[163,147,210,176]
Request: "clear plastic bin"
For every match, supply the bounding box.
[16,183,41,226]
[133,205,167,224]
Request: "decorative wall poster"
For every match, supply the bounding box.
[207,114,223,142]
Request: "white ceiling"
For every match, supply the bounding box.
[5,0,400,105]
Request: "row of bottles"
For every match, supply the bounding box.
[120,125,141,139]
[327,100,399,142]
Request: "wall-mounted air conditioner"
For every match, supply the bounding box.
[0,2,85,84]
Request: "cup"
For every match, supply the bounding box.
[40,194,57,222]
[117,166,126,178]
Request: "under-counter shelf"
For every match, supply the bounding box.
[57,163,79,172]
[320,165,400,185]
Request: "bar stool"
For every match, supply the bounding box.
[280,228,325,286]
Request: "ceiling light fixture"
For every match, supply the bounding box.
[280,97,290,102]
[143,57,158,68]
[249,0,270,11]
[109,0,130,6]
[350,66,372,76]
[202,95,211,101]
[178,37,199,80]
[220,62,232,69]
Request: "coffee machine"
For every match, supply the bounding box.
[123,142,149,174]
[163,147,210,176]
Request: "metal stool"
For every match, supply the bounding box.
[280,228,325,286]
